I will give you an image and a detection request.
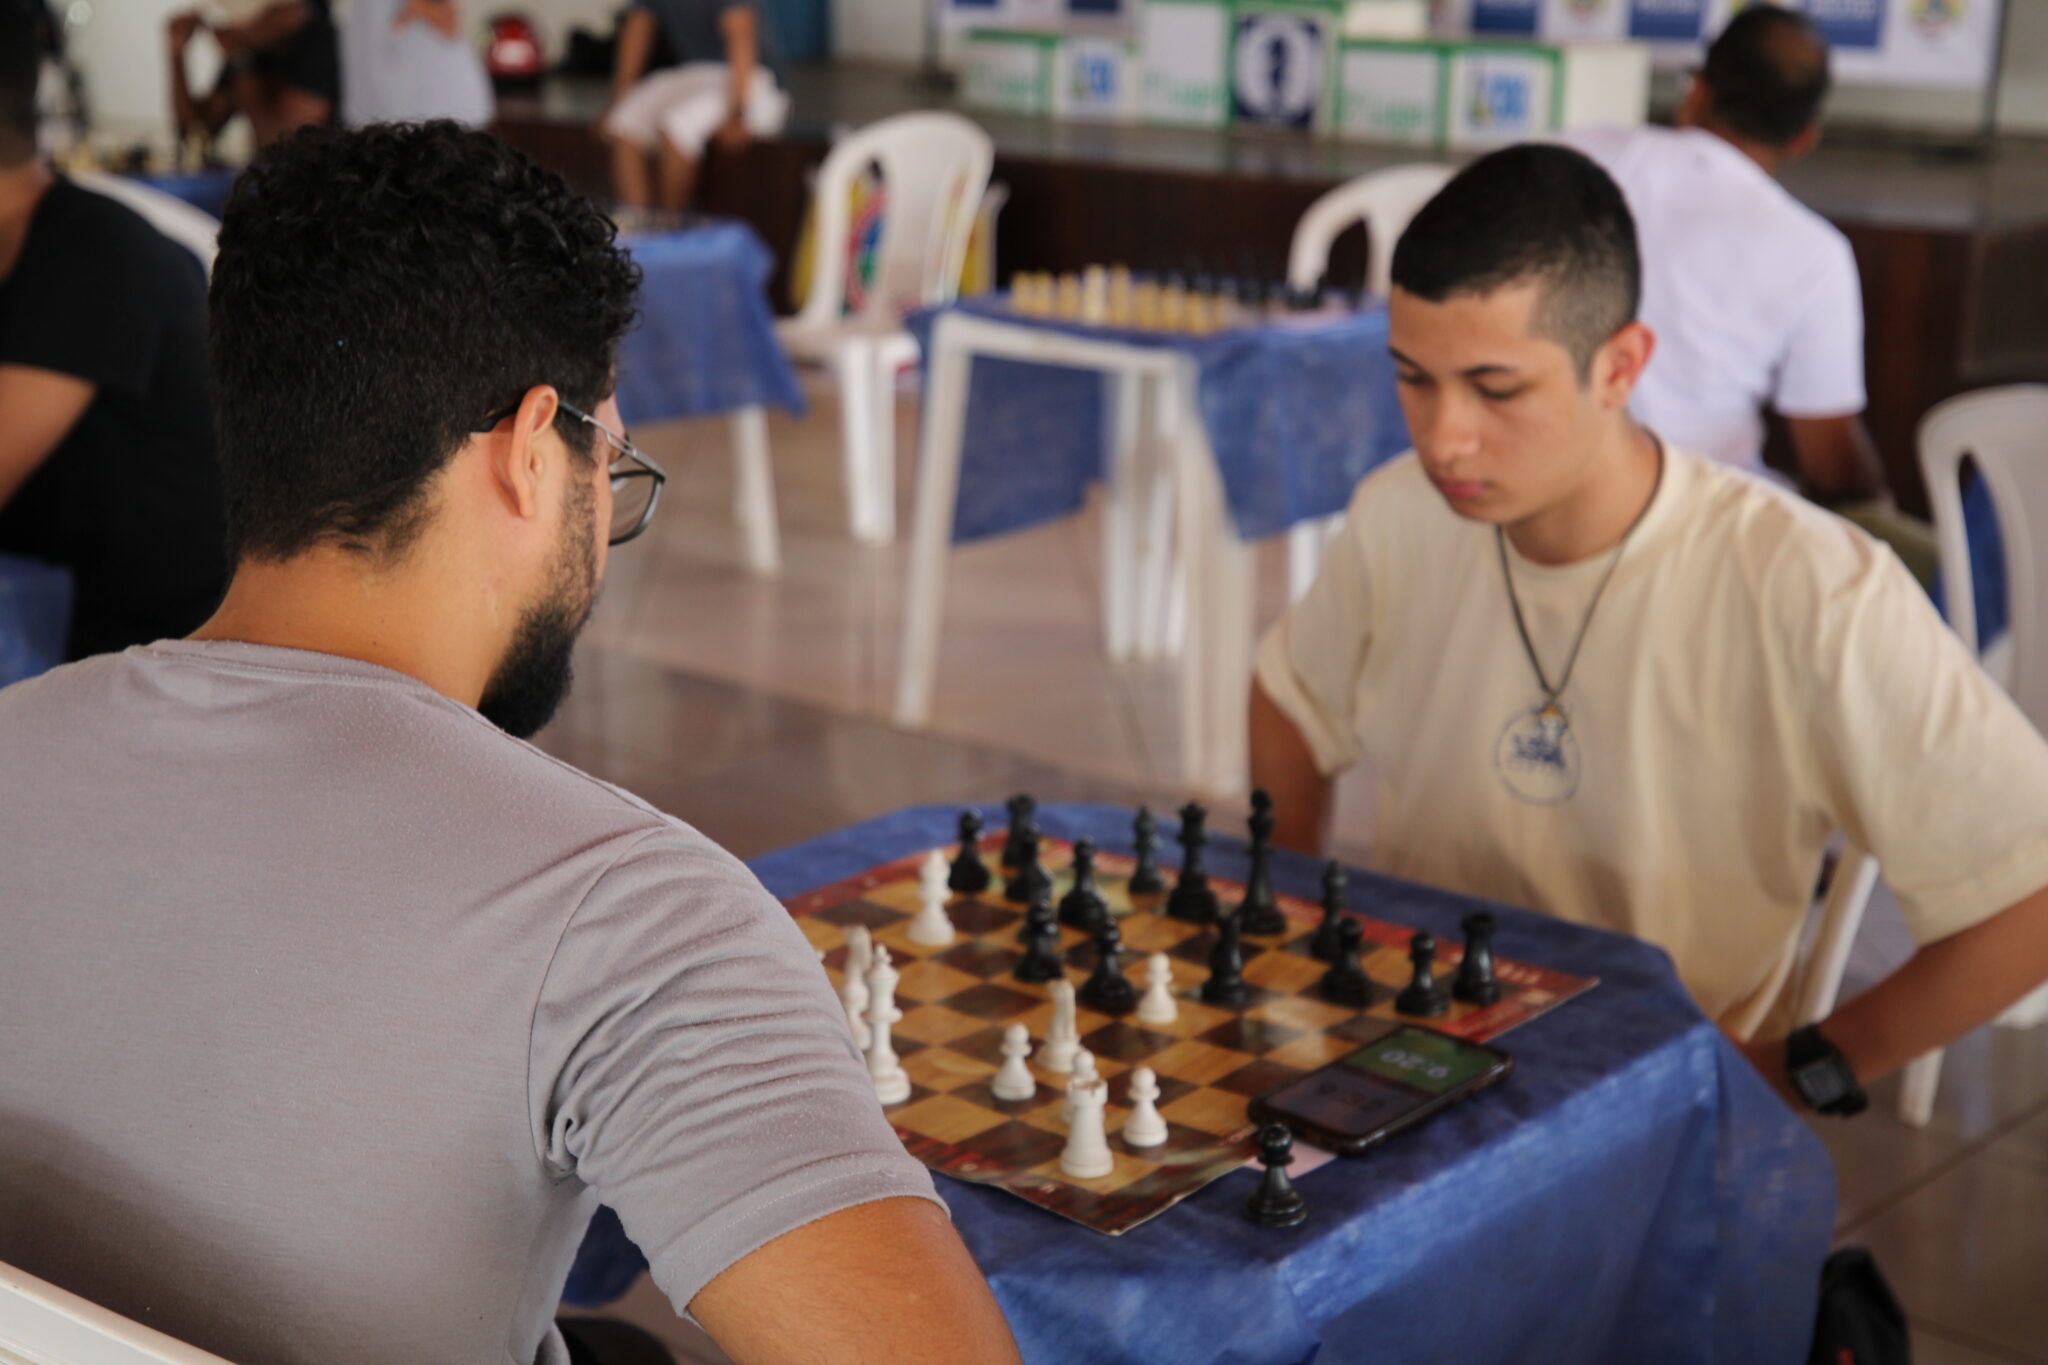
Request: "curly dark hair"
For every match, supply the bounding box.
[1392,144,1639,379]
[209,121,641,561]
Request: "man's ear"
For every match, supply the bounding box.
[483,385,561,522]
[1594,322,1655,411]
[1675,75,1710,129]
[1784,122,1821,164]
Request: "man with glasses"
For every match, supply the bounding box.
[0,122,1020,1365]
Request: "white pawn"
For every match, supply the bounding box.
[908,849,956,947]
[1036,980,1081,1074]
[991,1022,1037,1102]
[1121,1066,1167,1148]
[1137,952,1178,1026]
[841,925,873,1051]
[1061,1048,1099,1124]
[865,945,910,1105]
[1059,1079,1114,1179]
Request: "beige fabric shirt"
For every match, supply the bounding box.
[1257,448,2048,1037]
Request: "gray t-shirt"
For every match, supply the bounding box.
[0,641,936,1365]
[632,0,785,78]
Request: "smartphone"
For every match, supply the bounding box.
[1247,1025,1513,1157]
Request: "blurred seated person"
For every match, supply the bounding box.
[166,0,337,151]
[604,0,789,215]
[1562,7,1935,584]
[1251,145,2048,1123]
[341,0,494,128]
[0,0,225,659]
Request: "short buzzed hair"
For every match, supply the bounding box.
[1702,6,1832,148]
[1390,143,1640,377]
[0,0,41,167]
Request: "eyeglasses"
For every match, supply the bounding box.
[472,397,668,547]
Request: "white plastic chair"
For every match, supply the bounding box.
[0,1260,235,1364]
[1279,164,1454,601]
[777,112,994,546]
[69,172,220,276]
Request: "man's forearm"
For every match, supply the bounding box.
[1250,679,1334,855]
[1818,881,2048,1084]
[611,11,656,98]
[723,10,758,120]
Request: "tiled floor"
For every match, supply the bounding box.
[538,391,2048,1363]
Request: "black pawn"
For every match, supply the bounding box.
[1395,932,1449,1017]
[1166,802,1221,924]
[1310,862,1347,963]
[1244,1124,1307,1228]
[1013,895,1064,983]
[1128,806,1165,896]
[949,810,992,894]
[1005,823,1052,905]
[1077,918,1136,1015]
[1318,916,1373,1006]
[1238,789,1288,936]
[1001,793,1037,872]
[1201,908,1249,1007]
[1453,912,1503,1007]
[1059,839,1109,931]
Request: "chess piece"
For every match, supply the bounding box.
[1454,912,1503,1006]
[1060,1079,1114,1179]
[1166,802,1221,924]
[1077,918,1137,1016]
[1013,894,1064,983]
[950,809,992,894]
[1001,794,1037,871]
[1395,932,1449,1018]
[1244,1124,1308,1228]
[1061,1048,1100,1123]
[1005,823,1052,905]
[1137,952,1178,1026]
[1128,806,1164,896]
[1058,839,1109,931]
[991,1022,1037,1102]
[840,925,873,1051]
[1237,789,1288,936]
[865,947,911,1105]
[1035,980,1082,1074]
[1319,916,1373,1006]
[1311,862,1347,963]
[908,850,956,947]
[1122,1066,1167,1148]
[1201,907,1249,1007]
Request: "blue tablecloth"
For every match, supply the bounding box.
[0,555,72,688]
[614,224,804,429]
[132,169,237,220]
[567,804,1835,1365]
[908,300,1410,546]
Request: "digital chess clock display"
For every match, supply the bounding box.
[1343,1030,1501,1096]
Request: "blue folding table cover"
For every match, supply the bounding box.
[567,803,1834,1365]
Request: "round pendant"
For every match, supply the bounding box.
[1493,699,1581,805]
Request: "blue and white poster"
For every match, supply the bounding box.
[1627,0,1708,42]
[1232,12,1332,128]
[1471,0,1543,36]
[1803,0,1886,48]
[943,0,1133,32]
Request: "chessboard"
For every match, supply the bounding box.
[789,826,1595,1236]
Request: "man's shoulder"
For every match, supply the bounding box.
[1670,451,1902,612]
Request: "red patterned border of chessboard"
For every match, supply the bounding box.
[786,837,1594,1234]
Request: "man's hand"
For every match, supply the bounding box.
[713,112,752,152]
[1735,1033,1799,1109]
[395,0,460,37]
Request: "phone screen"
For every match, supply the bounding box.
[1252,1026,1512,1154]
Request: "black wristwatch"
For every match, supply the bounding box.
[1786,1025,1868,1117]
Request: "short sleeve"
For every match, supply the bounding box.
[1771,229,1866,419]
[1253,481,1382,777]
[528,829,940,1312]
[0,188,170,398]
[1791,531,2048,943]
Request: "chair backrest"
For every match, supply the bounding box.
[68,172,220,277]
[1918,385,2048,733]
[789,112,994,330]
[0,1262,234,1365]
[1286,163,1456,299]
[1792,845,1882,1026]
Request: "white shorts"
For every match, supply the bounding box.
[601,64,790,157]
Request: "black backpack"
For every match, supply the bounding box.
[1809,1247,1911,1365]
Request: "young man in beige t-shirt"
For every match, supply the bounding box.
[1251,144,2048,1117]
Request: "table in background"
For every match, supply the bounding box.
[131,169,237,220]
[613,223,805,575]
[897,302,1409,793]
[570,803,1835,1365]
[0,555,72,689]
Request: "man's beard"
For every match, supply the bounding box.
[478,471,599,740]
